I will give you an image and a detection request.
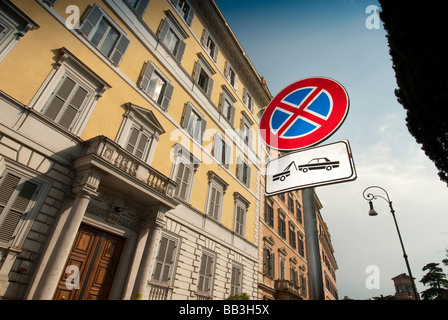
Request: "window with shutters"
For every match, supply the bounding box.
[116,103,165,164]
[78,5,130,66]
[279,255,286,280]
[289,223,296,250]
[230,263,243,296]
[158,13,188,63]
[288,193,294,212]
[138,61,174,110]
[240,113,253,147]
[236,157,251,188]
[42,75,90,130]
[205,171,228,222]
[181,102,207,144]
[174,162,192,201]
[234,205,245,237]
[300,272,308,297]
[125,127,150,160]
[290,262,299,286]
[224,62,238,90]
[297,202,303,224]
[197,251,215,295]
[171,0,194,26]
[278,212,286,239]
[125,0,150,17]
[206,185,221,220]
[265,200,274,227]
[298,233,305,257]
[194,55,215,98]
[201,29,218,62]
[233,193,249,238]
[0,2,38,63]
[263,247,275,278]
[243,88,254,112]
[220,86,236,126]
[33,48,109,136]
[152,234,179,285]
[0,172,41,246]
[212,133,230,168]
[171,144,199,203]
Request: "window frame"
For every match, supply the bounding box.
[151,232,180,285]
[31,48,110,136]
[290,259,299,286]
[201,29,219,62]
[236,156,251,188]
[289,223,296,249]
[243,88,254,112]
[233,192,249,238]
[212,132,231,168]
[263,246,275,278]
[125,0,150,17]
[298,233,305,257]
[158,12,188,63]
[278,211,286,239]
[297,201,303,224]
[230,263,243,296]
[78,5,130,66]
[181,102,207,144]
[197,250,216,296]
[265,199,274,228]
[193,54,215,98]
[0,163,49,249]
[171,0,194,26]
[288,193,294,212]
[115,103,165,165]
[138,61,174,110]
[0,1,38,63]
[240,112,254,147]
[205,171,228,222]
[220,86,236,126]
[224,62,238,90]
[171,144,200,203]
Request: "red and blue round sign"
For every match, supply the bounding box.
[260,77,349,151]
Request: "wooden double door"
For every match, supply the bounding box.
[53,224,125,300]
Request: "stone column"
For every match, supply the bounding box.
[131,205,167,300]
[31,169,103,300]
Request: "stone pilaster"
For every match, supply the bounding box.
[131,205,168,300]
[31,168,104,300]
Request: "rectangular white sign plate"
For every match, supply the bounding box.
[265,140,357,196]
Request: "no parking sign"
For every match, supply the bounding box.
[260,77,349,151]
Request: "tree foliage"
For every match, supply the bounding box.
[419,262,448,300]
[378,1,448,185]
[226,292,250,300]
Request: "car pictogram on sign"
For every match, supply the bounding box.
[298,158,340,173]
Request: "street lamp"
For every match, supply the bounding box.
[362,186,420,300]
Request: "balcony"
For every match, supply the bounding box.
[75,135,178,208]
[147,282,173,300]
[274,279,303,300]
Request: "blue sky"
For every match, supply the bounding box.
[215,0,448,299]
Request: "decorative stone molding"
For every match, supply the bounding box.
[72,169,105,197]
[140,205,168,230]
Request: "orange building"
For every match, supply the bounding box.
[258,148,338,300]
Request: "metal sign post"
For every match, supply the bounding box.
[260,77,352,300]
[302,187,325,300]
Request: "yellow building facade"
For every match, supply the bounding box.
[0,0,338,301]
[0,0,271,299]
